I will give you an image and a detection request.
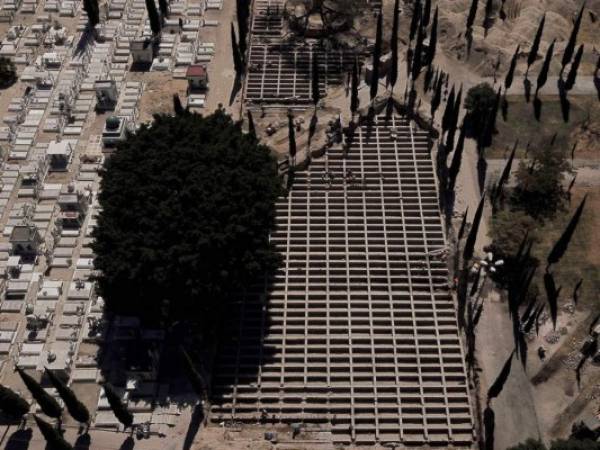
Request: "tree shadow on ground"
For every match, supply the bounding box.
[118,436,135,450]
[74,432,91,450]
[182,404,204,450]
[5,428,32,450]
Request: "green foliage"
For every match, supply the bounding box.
[464,82,496,138]
[0,57,16,89]
[0,384,30,419]
[45,369,89,425]
[158,0,168,17]
[490,209,538,260]
[92,110,281,326]
[511,144,570,218]
[16,367,62,419]
[507,438,548,450]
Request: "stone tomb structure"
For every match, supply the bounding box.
[211,115,474,447]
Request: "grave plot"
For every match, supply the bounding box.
[246,44,353,104]
[210,115,474,447]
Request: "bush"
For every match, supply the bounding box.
[550,439,600,450]
[464,82,496,138]
[92,110,281,326]
[511,145,570,218]
[0,57,16,89]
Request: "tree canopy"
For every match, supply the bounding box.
[92,110,281,326]
[464,82,496,138]
[0,57,16,89]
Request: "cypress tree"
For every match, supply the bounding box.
[561,4,585,72]
[312,50,320,106]
[173,94,184,115]
[45,369,89,426]
[409,0,421,41]
[411,20,424,81]
[34,415,73,450]
[350,59,359,115]
[427,7,438,66]
[236,0,249,59]
[441,85,455,133]
[158,0,168,18]
[504,44,520,89]
[487,352,514,400]
[491,139,517,203]
[527,14,545,76]
[564,44,584,91]
[388,0,400,89]
[230,23,243,75]
[536,39,555,94]
[83,0,100,28]
[448,123,466,189]
[180,347,206,398]
[0,384,30,419]
[145,0,161,35]
[466,0,478,30]
[15,367,62,420]
[246,109,256,139]
[422,0,431,27]
[547,195,587,267]
[544,271,560,329]
[458,207,468,241]
[430,75,443,119]
[288,110,296,161]
[102,383,133,430]
[483,0,493,35]
[370,12,383,101]
[463,195,484,261]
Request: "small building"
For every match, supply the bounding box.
[130,37,153,65]
[102,116,128,147]
[94,79,118,111]
[57,185,89,228]
[186,64,208,91]
[9,224,42,261]
[46,139,73,171]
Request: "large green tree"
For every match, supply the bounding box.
[92,110,281,326]
[464,82,497,138]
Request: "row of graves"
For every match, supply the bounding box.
[0,0,227,436]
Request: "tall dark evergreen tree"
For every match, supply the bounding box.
[504,45,520,89]
[145,0,161,35]
[15,367,62,420]
[173,94,184,115]
[34,415,73,450]
[236,0,250,58]
[427,7,438,66]
[45,369,89,427]
[246,109,256,139]
[288,110,296,161]
[565,44,584,91]
[536,39,555,94]
[370,12,383,101]
[102,383,133,430]
[409,0,421,41]
[487,352,514,400]
[526,14,546,76]
[466,0,478,30]
[388,0,400,89]
[463,195,485,261]
[483,0,494,35]
[312,50,320,106]
[0,384,30,420]
[547,195,587,267]
[441,85,456,133]
[458,208,468,240]
[430,75,443,120]
[350,59,359,115]
[230,23,244,75]
[411,20,425,81]
[180,347,206,398]
[423,0,431,27]
[158,0,168,18]
[83,0,100,28]
[561,4,585,72]
[448,123,466,189]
